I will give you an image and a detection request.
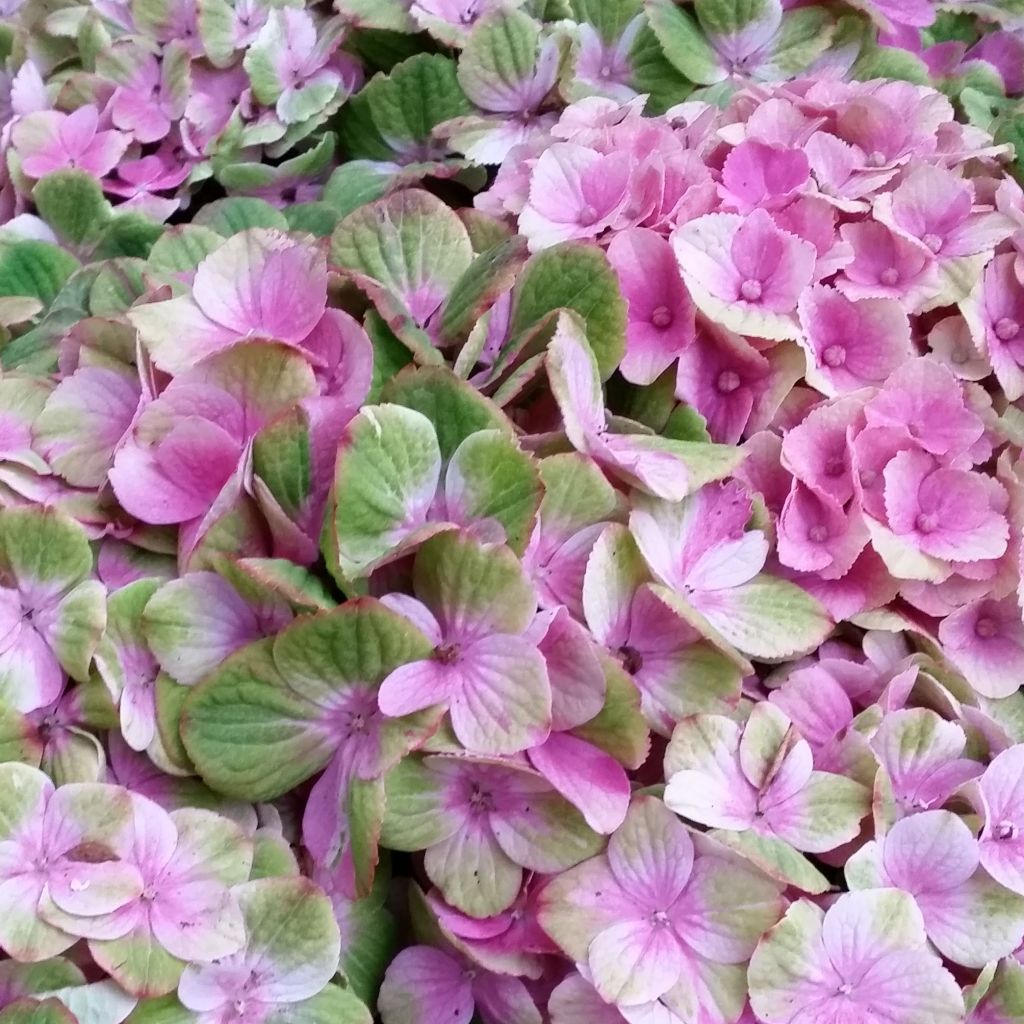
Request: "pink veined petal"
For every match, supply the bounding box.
[529,733,630,835]
[608,798,694,911]
[119,675,157,753]
[46,860,144,918]
[820,890,927,978]
[607,228,695,386]
[378,594,444,647]
[445,635,552,756]
[178,956,252,1013]
[588,919,684,1007]
[0,624,65,713]
[149,879,245,962]
[471,971,544,1024]
[377,659,460,718]
[301,749,349,867]
[379,946,475,1024]
[881,810,979,895]
[685,532,769,592]
[192,231,328,342]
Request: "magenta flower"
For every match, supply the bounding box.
[672,209,816,340]
[606,228,695,385]
[572,15,645,103]
[547,314,740,501]
[109,344,316,528]
[846,810,1024,967]
[673,321,773,444]
[0,764,141,962]
[539,797,783,1009]
[382,754,602,917]
[11,106,130,179]
[797,285,912,394]
[870,707,982,817]
[882,449,1007,562]
[939,596,1024,699]
[379,945,541,1024]
[519,144,634,250]
[749,890,964,1024]
[378,531,551,757]
[968,252,1024,400]
[978,746,1024,896]
[664,702,869,852]
[719,140,810,214]
[41,795,252,996]
[874,164,1012,260]
[127,230,331,375]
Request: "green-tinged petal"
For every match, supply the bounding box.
[327,404,443,581]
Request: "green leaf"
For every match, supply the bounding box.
[436,236,528,347]
[382,365,513,459]
[323,162,395,218]
[331,189,472,357]
[146,226,223,273]
[92,214,164,260]
[629,22,693,113]
[0,999,77,1024]
[32,170,112,245]
[284,202,339,237]
[645,0,725,85]
[192,197,289,235]
[572,653,650,769]
[570,0,642,39]
[709,829,830,894]
[88,259,149,316]
[363,54,472,153]
[327,403,442,580]
[851,42,929,85]
[365,310,414,403]
[335,0,416,32]
[695,0,774,39]
[182,639,333,800]
[444,430,542,555]
[0,242,79,306]
[458,9,544,108]
[183,602,432,800]
[507,242,626,380]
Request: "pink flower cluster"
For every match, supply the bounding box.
[1,0,361,222]
[7,1,1024,1015]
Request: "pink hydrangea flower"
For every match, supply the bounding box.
[11,106,130,179]
[749,890,964,1024]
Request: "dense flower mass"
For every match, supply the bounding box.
[6,0,1024,1021]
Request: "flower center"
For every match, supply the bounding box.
[619,645,644,675]
[468,785,494,814]
[650,910,670,928]
[808,524,829,543]
[922,232,943,253]
[739,279,763,302]
[866,150,886,167]
[650,306,673,329]
[996,821,1018,841]
[716,370,741,394]
[599,64,613,79]
[975,616,997,639]
[995,317,1020,342]
[879,267,900,286]
[837,982,854,996]
[578,203,600,226]
[915,512,938,534]
[825,456,846,477]
[433,642,460,666]
[822,344,846,368]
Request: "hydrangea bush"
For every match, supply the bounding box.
[5,0,1024,1022]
